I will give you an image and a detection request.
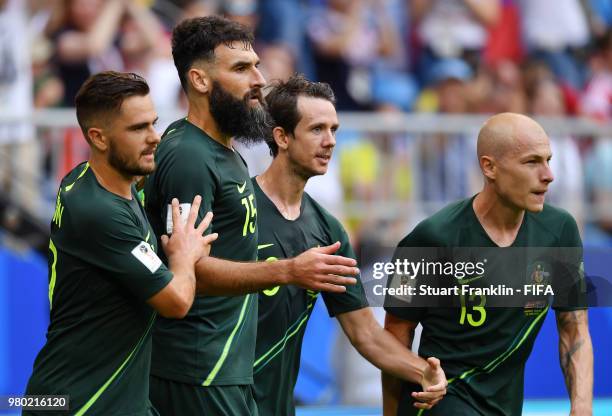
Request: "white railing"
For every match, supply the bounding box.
[1,111,610,237]
[1,110,610,135]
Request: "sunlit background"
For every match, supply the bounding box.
[1,0,611,414]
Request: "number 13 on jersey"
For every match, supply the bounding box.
[241,194,256,236]
[459,293,487,327]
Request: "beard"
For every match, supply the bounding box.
[108,140,155,177]
[209,80,272,146]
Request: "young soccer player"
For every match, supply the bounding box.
[253,74,448,416]
[24,71,216,415]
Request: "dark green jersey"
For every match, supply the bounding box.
[25,162,172,416]
[252,178,368,416]
[385,196,584,416]
[144,118,258,386]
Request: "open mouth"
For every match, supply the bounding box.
[247,90,263,104]
[141,149,156,159]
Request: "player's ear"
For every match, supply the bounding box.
[480,155,496,180]
[188,67,210,95]
[88,127,108,152]
[273,126,290,153]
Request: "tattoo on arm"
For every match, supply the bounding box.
[560,339,584,393]
[557,310,581,328]
[556,311,586,395]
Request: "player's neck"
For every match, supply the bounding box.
[473,190,525,247]
[258,158,305,220]
[88,156,134,200]
[186,102,232,148]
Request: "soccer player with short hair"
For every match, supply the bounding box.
[253,74,448,416]
[143,16,359,415]
[24,71,216,415]
[383,113,593,415]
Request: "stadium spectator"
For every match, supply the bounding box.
[470,59,527,114]
[416,59,479,207]
[410,0,501,85]
[256,0,314,78]
[483,0,523,65]
[47,0,125,107]
[518,0,591,89]
[223,0,258,29]
[0,0,40,216]
[31,38,64,110]
[523,58,580,115]
[529,78,585,224]
[580,29,612,122]
[118,1,165,75]
[587,0,612,37]
[306,0,402,110]
[581,29,612,246]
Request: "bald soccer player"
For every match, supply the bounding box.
[383,113,593,416]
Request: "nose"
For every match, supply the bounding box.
[323,130,336,148]
[251,66,266,89]
[542,161,554,184]
[148,126,161,145]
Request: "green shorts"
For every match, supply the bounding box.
[399,392,482,416]
[149,375,258,416]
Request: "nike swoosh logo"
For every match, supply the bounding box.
[237,181,247,194]
[457,275,484,284]
[263,286,280,296]
[257,243,274,250]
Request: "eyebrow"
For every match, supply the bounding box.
[308,121,339,129]
[522,153,552,160]
[231,59,259,69]
[127,116,158,131]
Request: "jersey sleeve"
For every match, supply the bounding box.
[553,214,587,311]
[321,223,369,317]
[78,206,173,302]
[157,146,217,236]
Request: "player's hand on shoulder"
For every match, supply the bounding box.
[412,357,448,410]
[289,241,359,293]
[161,196,218,264]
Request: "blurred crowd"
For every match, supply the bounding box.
[1,0,611,247]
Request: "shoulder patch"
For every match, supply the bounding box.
[131,241,162,273]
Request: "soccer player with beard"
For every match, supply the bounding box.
[252,75,448,416]
[24,72,216,415]
[143,16,359,416]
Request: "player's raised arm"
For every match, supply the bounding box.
[555,309,593,415]
[147,196,217,318]
[194,241,358,295]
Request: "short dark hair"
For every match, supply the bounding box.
[172,15,254,92]
[265,74,336,157]
[75,71,150,140]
